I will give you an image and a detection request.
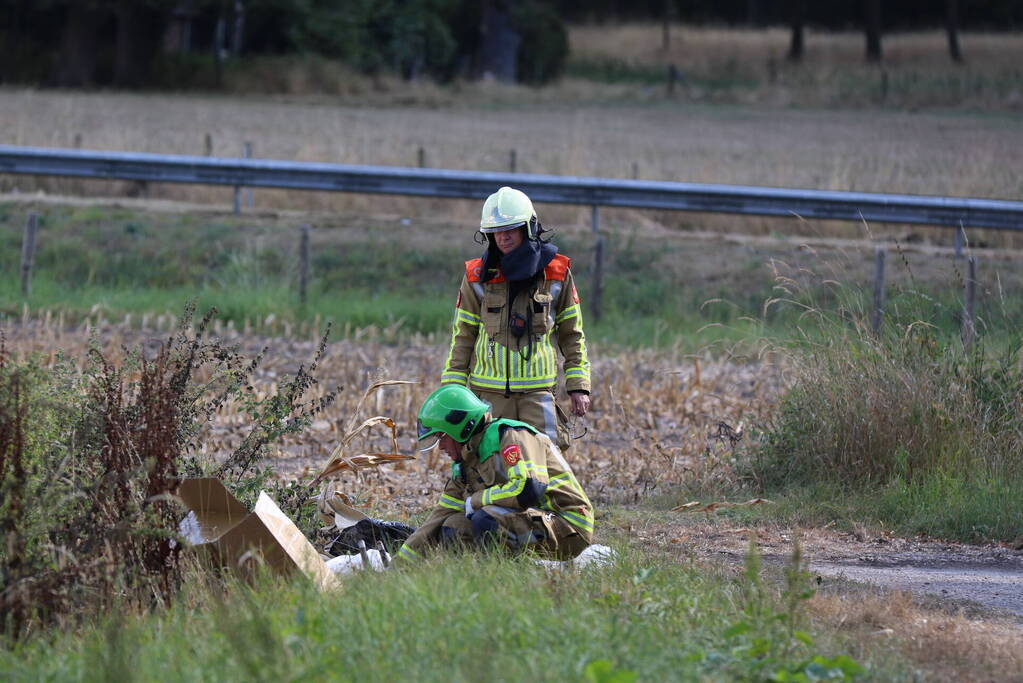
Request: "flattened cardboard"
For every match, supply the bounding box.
[177,478,336,590]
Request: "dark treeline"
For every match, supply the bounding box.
[1,0,568,88]
[561,0,1021,30]
[1,0,1020,90]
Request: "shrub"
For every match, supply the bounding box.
[0,307,338,638]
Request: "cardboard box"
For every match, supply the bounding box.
[178,478,337,590]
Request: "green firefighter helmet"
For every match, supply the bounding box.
[479,186,538,239]
[416,385,491,450]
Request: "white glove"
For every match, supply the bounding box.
[464,497,474,518]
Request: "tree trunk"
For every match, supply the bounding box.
[787,0,805,62]
[231,0,245,57]
[864,0,882,62]
[746,0,764,27]
[114,1,143,87]
[214,3,226,87]
[163,2,196,54]
[662,0,671,51]
[946,0,963,62]
[479,0,519,82]
[54,3,102,87]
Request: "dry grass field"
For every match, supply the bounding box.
[2,63,1022,244]
[0,316,783,515]
[570,25,1023,109]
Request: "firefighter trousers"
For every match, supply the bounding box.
[472,388,570,451]
[436,505,589,561]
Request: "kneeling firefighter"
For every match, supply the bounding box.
[440,186,591,450]
[396,384,594,562]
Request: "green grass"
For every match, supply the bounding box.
[0,545,895,682]
[7,202,1022,351]
[711,472,1023,544]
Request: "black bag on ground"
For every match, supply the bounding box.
[327,518,415,556]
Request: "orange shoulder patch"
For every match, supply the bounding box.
[465,258,484,282]
[544,254,571,281]
[466,258,505,284]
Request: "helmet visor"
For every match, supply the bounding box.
[416,419,442,452]
[479,221,527,235]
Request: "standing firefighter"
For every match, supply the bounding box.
[397,385,594,562]
[441,186,591,448]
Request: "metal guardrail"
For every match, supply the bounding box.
[1,145,1022,231]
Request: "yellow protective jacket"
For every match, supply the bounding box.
[441,254,591,394]
[398,419,595,561]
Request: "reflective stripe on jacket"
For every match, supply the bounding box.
[397,420,595,560]
[441,253,591,393]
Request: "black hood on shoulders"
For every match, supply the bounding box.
[480,237,559,283]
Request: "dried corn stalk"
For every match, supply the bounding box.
[670,498,772,513]
[312,380,416,484]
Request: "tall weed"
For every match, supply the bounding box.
[0,306,338,639]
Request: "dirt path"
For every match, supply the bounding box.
[638,515,1023,623]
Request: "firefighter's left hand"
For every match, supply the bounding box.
[569,391,590,417]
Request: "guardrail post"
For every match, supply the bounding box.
[299,224,311,305]
[871,246,885,333]
[954,224,966,259]
[590,205,604,323]
[20,212,38,297]
[417,147,426,168]
[234,141,253,213]
[962,256,977,348]
[243,141,254,208]
[509,149,517,173]
[233,149,242,214]
[204,133,213,156]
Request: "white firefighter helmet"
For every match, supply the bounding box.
[479,186,538,238]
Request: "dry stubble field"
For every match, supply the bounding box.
[1,316,782,516]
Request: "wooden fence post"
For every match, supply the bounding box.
[21,212,38,297]
[299,224,311,305]
[871,246,885,333]
[590,205,604,323]
[962,256,977,347]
